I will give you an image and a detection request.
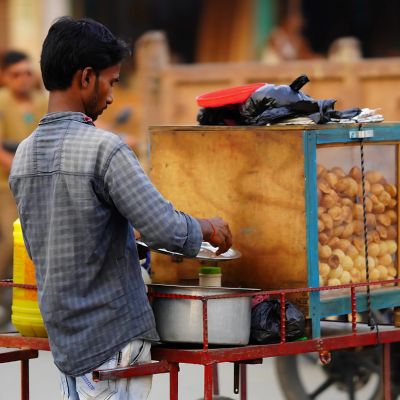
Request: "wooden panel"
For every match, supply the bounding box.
[160,81,232,125]
[362,78,400,121]
[134,32,400,158]
[149,126,308,291]
[196,0,254,62]
[304,79,349,110]
[135,44,400,132]
[0,0,8,52]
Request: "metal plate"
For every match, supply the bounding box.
[136,241,241,262]
[349,129,374,139]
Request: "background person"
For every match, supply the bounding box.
[0,50,47,328]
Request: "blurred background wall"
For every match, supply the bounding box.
[1,0,400,162]
[2,0,400,65]
[0,0,70,68]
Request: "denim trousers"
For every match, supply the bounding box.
[59,340,152,400]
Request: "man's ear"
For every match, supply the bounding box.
[80,67,96,89]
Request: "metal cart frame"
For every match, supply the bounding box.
[1,279,399,400]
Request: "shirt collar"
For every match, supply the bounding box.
[39,112,94,126]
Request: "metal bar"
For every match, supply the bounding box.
[169,363,179,400]
[151,278,400,301]
[152,328,400,365]
[4,277,400,302]
[212,365,219,395]
[21,359,29,400]
[350,286,357,333]
[383,344,391,400]
[204,365,213,400]
[240,364,247,400]
[303,130,321,338]
[202,300,209,350]
[309,377,335,399]
[240,359,263,365]
[150,292,207,301]
[0,349,38,363]
[280,293,286,343]
[0,280,36,290]
[0,335,50,351]
[233,363,240,394]
[315,125,400,145]
[93,360,170,381]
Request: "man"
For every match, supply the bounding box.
[9,17,232,400]
[0,51,46,326]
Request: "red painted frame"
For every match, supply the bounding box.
[0,279,399,399]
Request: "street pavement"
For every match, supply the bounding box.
[0,351,286,399]
[0,350,379,399]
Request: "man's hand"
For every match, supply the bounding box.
[134,229,141,240]
[197,217,233,256]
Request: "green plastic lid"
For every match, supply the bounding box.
[199,266,222,275]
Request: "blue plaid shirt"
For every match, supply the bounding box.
[9,112,202,376]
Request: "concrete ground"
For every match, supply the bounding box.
[0,351,284,399]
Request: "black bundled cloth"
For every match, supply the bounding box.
[197,75,361,126]
[250,299,305,344]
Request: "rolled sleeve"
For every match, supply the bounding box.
[181,214,203,257]
[104,144,202,256]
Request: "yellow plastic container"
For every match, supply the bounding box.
[12,219,47,337]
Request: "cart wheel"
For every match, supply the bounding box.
[275,348,383,400]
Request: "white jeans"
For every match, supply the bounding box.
[60,340,152,400]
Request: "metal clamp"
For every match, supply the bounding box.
[349,129,374,139]
[316,339,332,365]
[319,350,332,365]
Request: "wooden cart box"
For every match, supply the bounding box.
[149,124,400,336]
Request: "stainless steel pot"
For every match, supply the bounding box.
[149,284,259,346]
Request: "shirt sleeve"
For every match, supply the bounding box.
[104,144,203,257]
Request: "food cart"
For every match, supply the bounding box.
[1,122,400,400]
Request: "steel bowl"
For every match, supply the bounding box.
[149,284,259,346]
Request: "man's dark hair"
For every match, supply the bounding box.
[1,51,29,71]
[40,17,131,91]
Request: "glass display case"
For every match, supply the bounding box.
[149,123,400,338]
[317,145,398,293]
[304,125,400,336]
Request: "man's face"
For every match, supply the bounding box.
[84,64,121,121]
[3,60,35,97]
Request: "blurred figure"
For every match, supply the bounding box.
[0,51,47,328]
[262,0,319,63]
[328,37,362,61]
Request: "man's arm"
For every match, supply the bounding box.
[104,144,232,256]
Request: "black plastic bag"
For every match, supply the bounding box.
[197,104,243,126]
[197,75,361,126]
[240,75,313,123]
[250,299,305,344]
